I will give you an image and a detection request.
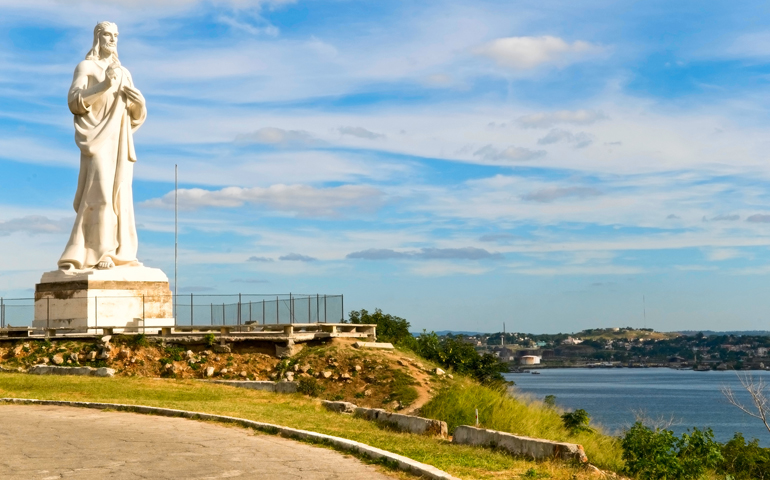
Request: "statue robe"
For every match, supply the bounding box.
[58,60,146,270]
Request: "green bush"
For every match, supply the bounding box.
[621,422,722,479]
[718,433,770,479]
[561,409,592,433]
[297,377,325,397]
[347,309,508,385]
[413,331,508,385]
[347,308,413,345]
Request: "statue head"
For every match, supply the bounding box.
[85,21,119,62]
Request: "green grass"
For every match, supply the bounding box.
[0,373,604,480]
[420,379,625,472]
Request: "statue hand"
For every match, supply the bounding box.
[123,85,145,107]
[104,64,121,87]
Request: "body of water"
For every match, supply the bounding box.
[505,368,770,446]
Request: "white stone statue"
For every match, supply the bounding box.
[58,21,147,271]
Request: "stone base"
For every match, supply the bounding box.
[32,266,175,334]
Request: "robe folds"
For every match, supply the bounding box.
[58,60,146,270]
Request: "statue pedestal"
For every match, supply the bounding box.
[32,266,175,334]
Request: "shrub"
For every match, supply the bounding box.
[204,333,216,347]
[347,308,413,345]
[414,331,508,385]
[543,395,556,408]
[297,377,325,397]
[719,433,770,479]
[621,422,722,480]
[561,409,592,433]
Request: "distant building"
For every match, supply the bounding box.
[562,337,583,345]
[520,355,541,365]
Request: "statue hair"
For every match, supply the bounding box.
[85,21,120,62]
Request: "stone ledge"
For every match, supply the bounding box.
[28,365,115,377]
[353,341,394,350]
[452,425,588,463]
[322,400,448,437]
[207,380,298,393]
[0,398,459,480]
[322,400,357,414]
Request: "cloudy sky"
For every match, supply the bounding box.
[2,0,770,333]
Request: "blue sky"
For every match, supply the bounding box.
[2,0,770,333]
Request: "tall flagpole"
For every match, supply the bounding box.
[174,164,178,323]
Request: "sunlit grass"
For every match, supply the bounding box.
[0,373,604,480]
[421,379,625,472]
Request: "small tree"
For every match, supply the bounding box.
[347,308,413,345]
[722,373,770,436]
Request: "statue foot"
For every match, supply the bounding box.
[96,258,115,270]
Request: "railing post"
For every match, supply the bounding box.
[276,296,279,324]
[249,301,252,323]
[238,293,242,327]
[324,295,327,323]
[341,294,344,322]
[262,299,265,325]
[210,303,213,326]
[46,297,50,336]
[289,292,293,324]
[308,295,311,323]
[316,294,319,324]
[0,297,4,329]
[222,303,225,326]
[95,295,98,334]
[191,293,194,326]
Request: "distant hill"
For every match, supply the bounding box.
[676,330,770,337]
[429,330,484,336]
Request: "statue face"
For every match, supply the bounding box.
[100,24,119,57]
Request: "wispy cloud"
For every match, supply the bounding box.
[537,129,593,148]
[279,253,317,262]
[474,36,601,69]
[747,214,770,223]
[521,187,602,203]
[247,256,274,262]
[0,215,72,236]
[338,126,385,140]
[473,145,546,164]
[347,247,503,261]
[235,127,323,147]
[142,184,384,217]
[516,110,607,129]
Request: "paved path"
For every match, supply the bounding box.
[0,405,396,479]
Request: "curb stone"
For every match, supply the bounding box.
[0,398,459,480]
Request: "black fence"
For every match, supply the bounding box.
[0,293,344,328]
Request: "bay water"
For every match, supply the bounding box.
[505,368,770,446]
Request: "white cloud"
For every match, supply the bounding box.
[474,36,600,69]
[347,247,503,261]
[522,187,602,203]
[704,248,747,262]
[0,215,72,236]
[142,184,384,217]
[473,145,546,164]
[537,129,593,148]
[235,127,322,146]
[517,110,607,129]
[338,126,385,140]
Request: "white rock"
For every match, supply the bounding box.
[205,367,215,378]
[435,368,445,376]
[52,354,65,365]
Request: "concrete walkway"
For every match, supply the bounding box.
[0,405,397,480]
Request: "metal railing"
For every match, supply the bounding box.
[0,293,344,329]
